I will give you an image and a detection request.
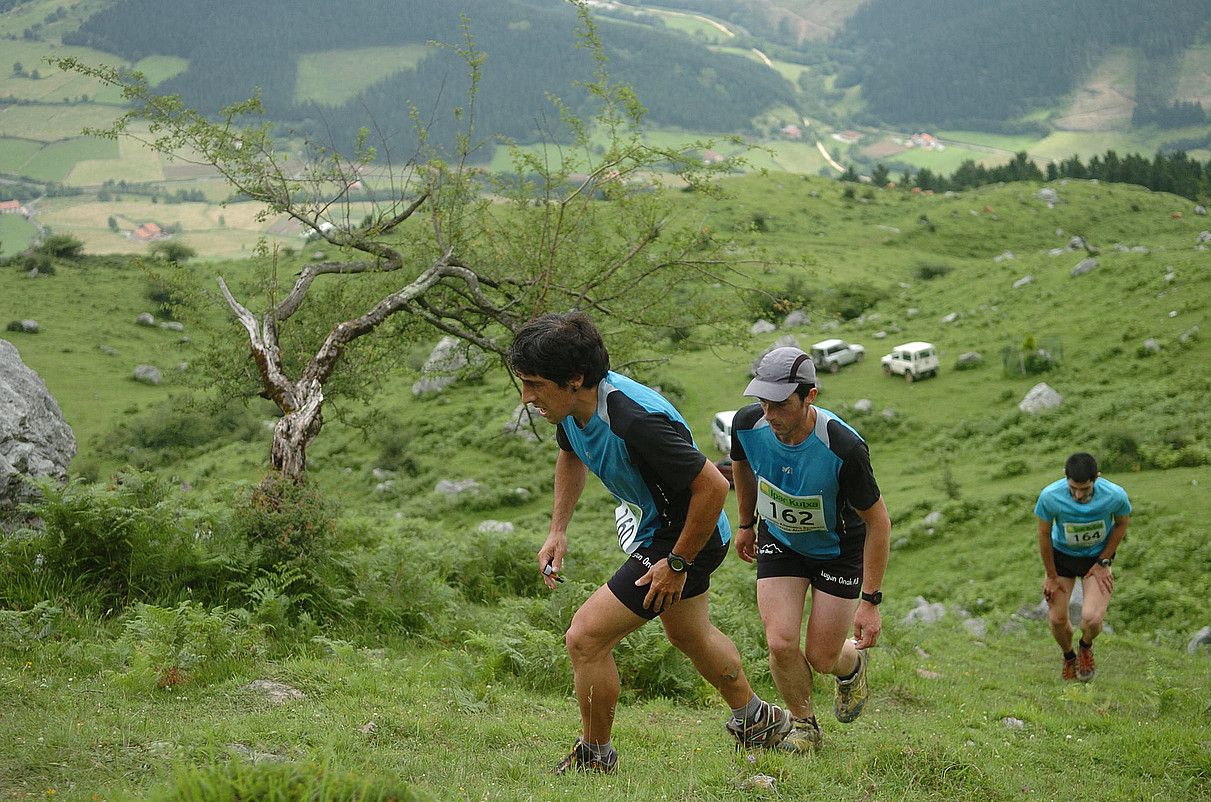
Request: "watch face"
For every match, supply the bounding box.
[668,555,688,572]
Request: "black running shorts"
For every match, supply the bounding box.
[607,540,728,620]
[754,528,863,599]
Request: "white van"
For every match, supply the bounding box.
[711,410,737,453]
[881,341,940,382]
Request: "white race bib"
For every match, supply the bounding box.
[614,500,641,554]
[756,477,827,534]
[1063,520,1106,547]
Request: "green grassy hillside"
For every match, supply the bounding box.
[2,173,1209,801]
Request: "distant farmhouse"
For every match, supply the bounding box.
[780,124,802,139]
[907,132,945,151]
[0,199,30,217]
[134,222,167,241]
[831,130,862,144]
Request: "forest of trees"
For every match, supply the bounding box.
[834,0,1210,128]
[857,149,1211,202]
[62,0,796,154]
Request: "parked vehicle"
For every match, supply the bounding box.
[711,410,737,453]
[810,339,865,373]
[881,341,940,382]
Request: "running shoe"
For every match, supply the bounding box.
[1062,654,1078,681]
[776,715,822,753]
[1076,642,1096,682]
[834,648,869,723]
[726,700,793,749]
[554,738,617,775]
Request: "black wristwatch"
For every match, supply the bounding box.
[861,590,883,606]
[1097,557,1113,568]
[667,553,693,573]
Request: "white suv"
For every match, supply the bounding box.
[810,339,865,373]
[711,410,736,453]
[881,341,940,382]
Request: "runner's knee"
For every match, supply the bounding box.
[805,642,844,674]
[765,629,802,662]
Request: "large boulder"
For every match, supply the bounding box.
[412,337,481,396]
[1019,383,1062,414]
[0,340,76,518]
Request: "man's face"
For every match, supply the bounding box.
[1067,477,1096,503]
[758,390,814,442]
[516,372,577,424]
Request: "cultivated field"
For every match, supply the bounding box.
[1054,48,1138,132]
[293,45,432,106]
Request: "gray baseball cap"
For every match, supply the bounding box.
[744,346,817,402]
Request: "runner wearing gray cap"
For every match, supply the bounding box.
[730,346,891,752]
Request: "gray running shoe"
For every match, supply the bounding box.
[726,700,793,749]
[834,648,869,723]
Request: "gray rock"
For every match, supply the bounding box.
[133,364,162,385]
[1019,383,1062,414]
[1002,717,1026,730]
[1037,188,1058,203]
[781,310,810,328]
[503,403,540,441]
[941,312,958,324]
[0,340,76,518]
[135,312,156,326]
[1113,242,1130,252]
[1012,274,1035,289]
[18,320,38,333]
[1000,619,1026,634]
[1197,231,1211,244]
[371,468,395,481]
[243,679,305,704]
[1048,247,1068,257]
[1179,326,1200,344]
[880,408,897,420]
[1067,581,1084,626]
[158,321,185,332]
[1141,338,1161,355]
[1015,600,1049,621]
[477,520,515,534]
[1164,271,1176,283]
[312,251,326,259]
[873,330,887,339]
[1068,235,1086,251]
[905,308,919,319]
[993,251,1014,262]
[956,351,983,368]
[227,743,287,764]
[1187,626,1211,654]
[1131,245,1150,254]
[1071,258,1098,276]
[412,337,475,396]
[962,618,988,638]
[1195,205,1207,216]
[372,481,394,495]
[902,597,946,625]
[923,510,943,526]
[852,399,873,414]
[435,478,482,496]
[98,345,118,356]
[750,319,777,335]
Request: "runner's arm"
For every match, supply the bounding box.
[671,459,730,562]
[538,448,587,587]
[856,497,890,599]
[732,458,758,562]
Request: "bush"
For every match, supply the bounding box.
[228,475,355,622]
[99,397,264,466]
[914,263,952,280]
[828,281,887,320]
[117,601,264,690]
[35,233,84,259]
[1100,429,1142,472]
[6,472,227,611]
[443,528,547,604]
[350,530,465,640]
[20,252,53,275]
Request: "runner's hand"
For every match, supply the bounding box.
[634,559,688,613]
[853,601,882,649]
[734,525,757,563]
[1085,563,1114,595]
[1042,574,1064,602]
[537,533,567,590]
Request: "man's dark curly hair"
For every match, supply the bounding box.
[508,312,610,388]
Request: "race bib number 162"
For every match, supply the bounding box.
[757,478,827,534]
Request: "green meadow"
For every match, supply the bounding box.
[2,172,1209,800]
[294,45,431,106]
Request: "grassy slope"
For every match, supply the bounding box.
[3,153,1211,801]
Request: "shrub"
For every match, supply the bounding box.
[20,252,53,275]
[914,263,952,280]
[350,530,464,640]
[35,233,84,259]
[228,475,355,622]
[5,320,23,332]
[443,528,546,604]
[117,601,263,690]
[0,601,61,651]
[1100,429,1142,472]
[828,281,887,320]
[9,472,226,611]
